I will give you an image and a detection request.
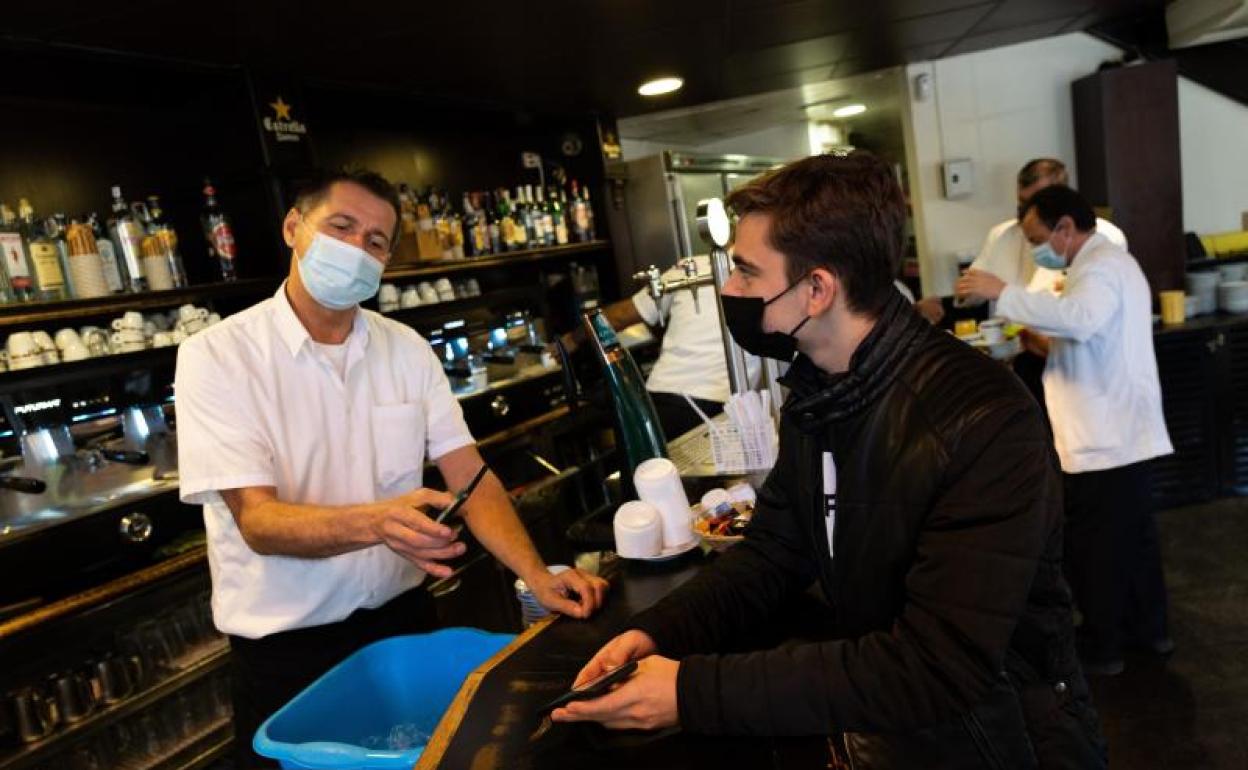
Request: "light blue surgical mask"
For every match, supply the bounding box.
[1030,242,1066,270]
[296,227,383,310]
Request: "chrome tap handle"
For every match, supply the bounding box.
[632,265,666,327]
[680,258,701,314]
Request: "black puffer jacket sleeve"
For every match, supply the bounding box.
[659,400,1057,736]
[628,428,819,659]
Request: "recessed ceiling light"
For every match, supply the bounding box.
[832,103,867,118]
[639,77,684,97]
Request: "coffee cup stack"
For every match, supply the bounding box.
[612,458,695,559]
[111,312,148,353]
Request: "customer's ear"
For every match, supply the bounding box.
[805,268,839,316]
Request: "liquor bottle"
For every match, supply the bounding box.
[48,214,77,299]
[397,183,419,240]
[484,192,502,254]
[502,189,524,251]
[582,306,668,494]
[582,183,597,241]
[536,186,555,246]
[18,199,68,301]
[0,203,32,302]
[146,195,188,288]
[88,212,126,292]
[448,192,465,260]
[569,180,589,243]
[201,180,238,281]
[551,187,568,246]
[520,186,539,246]
[108,186,148,292]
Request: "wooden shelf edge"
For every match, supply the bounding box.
[383,240,610,280]
[0,278,276,329]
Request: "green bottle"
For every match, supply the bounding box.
[582,307,668,495]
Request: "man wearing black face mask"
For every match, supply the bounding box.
[552,152,1106,768]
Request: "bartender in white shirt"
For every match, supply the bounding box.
[560,256,761,438]
[917,158,1127,324]
[957,184,1173,677]
[176,169,607,768]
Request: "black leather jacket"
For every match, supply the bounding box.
[630,293,1107,768]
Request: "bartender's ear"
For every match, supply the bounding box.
[282,208,302,251]
[805,268,838,316]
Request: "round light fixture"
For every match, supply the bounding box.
[638,77,684,97]
[832,103,867,118]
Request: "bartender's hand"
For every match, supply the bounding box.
[527,567,609,619]
[914,296,945,324]
[551,654,680,730]
[369,488,465,578]
[1019,328,1051,358]
[956,269,1006,302]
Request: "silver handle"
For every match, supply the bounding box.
[119,512,153,543]
[490,395,511,417]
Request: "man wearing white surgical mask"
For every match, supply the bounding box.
[958,184,1173,677]
[175,169,606,768]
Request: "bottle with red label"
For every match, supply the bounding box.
[201,179,237,281]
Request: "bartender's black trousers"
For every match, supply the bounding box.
[1062,460,1170,664]
[227,588,439,769]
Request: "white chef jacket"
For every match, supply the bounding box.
[971,217,1127,314]
[632,255,761,403]
[996,233,1172,474]
[176,284,475,638]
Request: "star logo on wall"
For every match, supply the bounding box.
[270,97,293,121]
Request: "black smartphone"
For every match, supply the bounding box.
[539,659,639,713]
[432,464,489,524]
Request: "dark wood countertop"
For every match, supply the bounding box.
[415,551,831,770]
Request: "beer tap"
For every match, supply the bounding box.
[630,257,708,327]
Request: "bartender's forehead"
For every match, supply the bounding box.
[1019,209,1051,244]
[306,181,397,232]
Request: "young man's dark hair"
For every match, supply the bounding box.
[293,168,402,242]
[1022,184,1097,231]
[1017,158,1068,188]
[725,151,905,317]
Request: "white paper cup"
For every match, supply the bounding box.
[634,457,694,549]
[613,500,663,558]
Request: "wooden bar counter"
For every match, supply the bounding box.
[415,550,832,770]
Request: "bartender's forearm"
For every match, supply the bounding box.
[438,445,547,583]
[220,487,383,558]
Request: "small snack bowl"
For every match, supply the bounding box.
[692,500,754,552]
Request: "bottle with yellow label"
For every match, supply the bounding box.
[18,199,67,302]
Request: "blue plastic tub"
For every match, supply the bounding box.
[254,627,515,769]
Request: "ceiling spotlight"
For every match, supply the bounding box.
[639,77,684,97]
[832,103,867,118]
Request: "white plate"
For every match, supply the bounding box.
[631,538,700,562]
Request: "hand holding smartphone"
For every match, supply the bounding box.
[539,660,638,713]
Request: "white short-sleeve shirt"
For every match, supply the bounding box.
[631,255,761,403]
[175,284,474,639]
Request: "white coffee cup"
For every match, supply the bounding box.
[111,329,146,346]
[178,318,205,335]
[979,317,1006,345]
[435,278,455,301]
[400,287,421,308]
[8,352,42,370]
[152,332,174,348]
[55,328,82,350]
[178,304,209,324]
[613,500,663,559]
[170,330,187,344]
[112,311,145,331]
[418,282,439,303]
[32,331,56,351]
[379,283,399,303]
[634,457,694,549]
[206,313,221,326]
[61,343,91,362]
[7,331,37,358]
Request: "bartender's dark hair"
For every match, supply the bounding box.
[1017,158,1068,188]
[725,151,905,317]
[1021,185,1096,231]
[293,168,402,242]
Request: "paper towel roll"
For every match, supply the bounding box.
[634,458,693,548]
[613,501,663,558]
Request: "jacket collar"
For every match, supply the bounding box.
[779,289,930,433]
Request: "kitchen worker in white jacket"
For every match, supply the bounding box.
[958,184,1173,677]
